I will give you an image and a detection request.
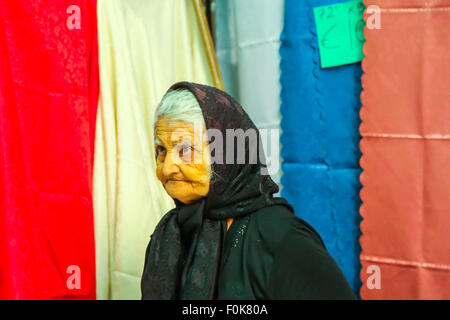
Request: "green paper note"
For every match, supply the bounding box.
[313,0,366,68]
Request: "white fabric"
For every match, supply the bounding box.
[94,0,213,299]
[214,0,285,189]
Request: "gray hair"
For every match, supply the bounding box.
[154,88,220,184]
[154,88,205,128]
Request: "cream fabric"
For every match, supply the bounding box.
[94,0,213,299]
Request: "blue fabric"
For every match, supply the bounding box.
[280,0,363,296]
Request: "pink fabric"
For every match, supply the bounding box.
[0,0,98,299]
[360,0,450,299]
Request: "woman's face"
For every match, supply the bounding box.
[155,116,211,204]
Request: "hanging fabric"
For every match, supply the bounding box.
[279,0,363,296]
[360,0,450,299]
[0,0,99,299]
[94,0,214,299]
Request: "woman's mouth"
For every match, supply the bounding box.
[166,179,184,184]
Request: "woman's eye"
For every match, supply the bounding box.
[155,146,166,158]
[179,145,192,156]
[177,144,195,163]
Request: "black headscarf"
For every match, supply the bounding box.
[141,81,293,299]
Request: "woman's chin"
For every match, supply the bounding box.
[165,187,189,204]
[164,180,207,204]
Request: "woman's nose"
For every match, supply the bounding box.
[162,151,180,177]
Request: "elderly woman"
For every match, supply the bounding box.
[141,82,355,300]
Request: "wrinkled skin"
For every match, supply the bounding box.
[155,116,211,204]
[155,116,232,229]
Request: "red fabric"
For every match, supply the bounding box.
[0,0,98,299]
[360,0,450,299]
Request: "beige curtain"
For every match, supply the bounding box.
[93,0,213,299]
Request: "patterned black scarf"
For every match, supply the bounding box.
[141,82,293,299]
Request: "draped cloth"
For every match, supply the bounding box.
[279,0,363,295]
[360,0,450,299]
[0,0,98,299]
[141,82,294,300]
[94,0,214,299]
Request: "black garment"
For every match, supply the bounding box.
[218,205,356,299]
[141,81,354,300]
